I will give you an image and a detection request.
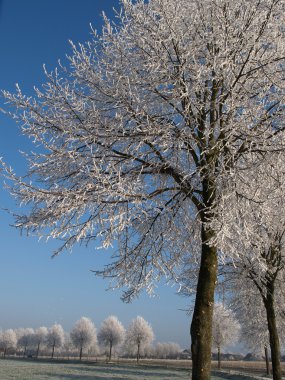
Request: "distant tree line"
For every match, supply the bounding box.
[0,315,182,362]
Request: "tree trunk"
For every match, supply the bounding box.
[218,346,221,369]
[51,345,55,359]
[264,345,270,376]
[36,343,40,359]
[109,341,113,361]
[190,225,218,380]
[4,348,6,358]
[79,347,83,361]
[264,286,281,380]
[137,342,140,363]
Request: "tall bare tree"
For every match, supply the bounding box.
[2,1,285,378]
[216,155,285,380]
[212,303,240,369]
[70,317,97,360]
[17,328,34,357]
[0,329,17,358]
[98,315,125,361]
[33,326,48,358]
[46,324,65,359]
[125,316,154,362]
[231,279,285,378]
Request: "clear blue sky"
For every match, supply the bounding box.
[0,0,195,349]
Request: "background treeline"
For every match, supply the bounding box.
[0,315,181,361]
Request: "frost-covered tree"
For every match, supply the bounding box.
[231,271,285,380]
[216,155,285,380]
[62,333,76,359]
[143,344,155,358]
[17,328,34,357]
[0,329,17,358]
[98,315,125,361]
[2,1,285,378]
[46,324,65,359]
[155,342,182,359]
[125,316,154,362]
[212,303,240,369]
[33,326,48,358]
[70,317,97,360]
[231,280,285,376]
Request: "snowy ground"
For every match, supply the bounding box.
[0,359,270,380]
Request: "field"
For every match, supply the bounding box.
[0,358,276,380]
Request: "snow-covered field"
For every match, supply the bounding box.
[0,359,264,380]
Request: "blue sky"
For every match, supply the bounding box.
[0,0,194,349]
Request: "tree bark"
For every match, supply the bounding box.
[79,347,83,361]
[36,343,40,359]
[109,341,113,361]
[137,342,140,363]
[190,225,218,380]
[218,346,221,369]
[264,285,282,380]
[51,345,55,359]
[264,345,270,376]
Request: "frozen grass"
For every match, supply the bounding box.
[0,359,266,380]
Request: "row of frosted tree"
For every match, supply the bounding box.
[2,0,285,379]
[1,306,283,369]
[0,316,181,362]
